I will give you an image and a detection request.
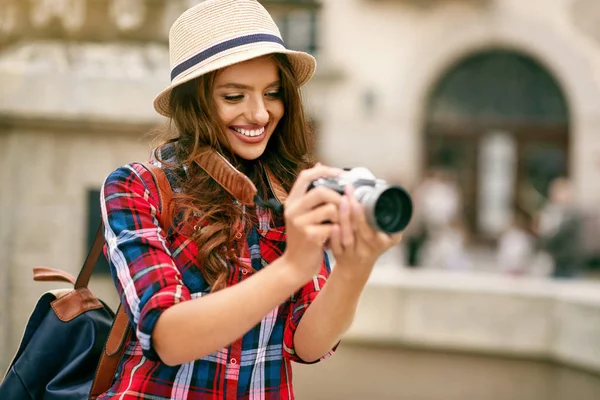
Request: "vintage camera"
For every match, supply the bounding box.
[308,168,413,234]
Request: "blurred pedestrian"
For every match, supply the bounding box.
[409,168,469,269]
[496,207,536,276]
[534,177,584,278]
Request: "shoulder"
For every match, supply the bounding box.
[102,163,164,207]
[103,162,156,190]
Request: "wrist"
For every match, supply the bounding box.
[277,253,314,288]
[331,261,373,285]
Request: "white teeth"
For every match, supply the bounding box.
[233,127,265,137]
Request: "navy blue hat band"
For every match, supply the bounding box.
[171,33,286,81]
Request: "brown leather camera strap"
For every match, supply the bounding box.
[88,163,173,399]
[194,147,287,207]
[194,147,258,205]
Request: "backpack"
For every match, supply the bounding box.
[0,163,172,400]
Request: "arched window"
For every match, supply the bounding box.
[425,50,570,238]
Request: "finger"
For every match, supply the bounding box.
[329,224,343,255]
[370,231,403,254]
[375,227,404,245]
[374,231,395,246]
[339,195,354,250]
[351,197,377,243]
[390,231,404,244]
[345,185,358,233]
[345,184,354,197]
[364,220,405,252]
[306,224,335,245]
[295,203,339,226]
[287,164,343,203]
[284,186,341,221]
[297,187,342,213]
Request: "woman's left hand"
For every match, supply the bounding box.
[329,185,404,280]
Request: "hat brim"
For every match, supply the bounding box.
[153,46,316,117]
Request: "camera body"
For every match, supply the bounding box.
[308,168,413,234]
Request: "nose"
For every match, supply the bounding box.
[247,96,269,125]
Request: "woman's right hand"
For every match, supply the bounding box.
[282,163,343,283]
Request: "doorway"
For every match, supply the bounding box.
[424,50,570,241]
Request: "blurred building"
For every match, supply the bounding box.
[1,0,600,372]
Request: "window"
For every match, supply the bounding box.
[425,50,570,238]
[266,1,320,56]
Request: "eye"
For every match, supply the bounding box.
[223,94,244,102]
[265,89,282,99]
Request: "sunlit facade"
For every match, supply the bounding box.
[2,0,600,374]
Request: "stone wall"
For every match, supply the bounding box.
[0,0,196,44]
[346,267,600,374]
[0,132,14,371]
[0,122,152,372]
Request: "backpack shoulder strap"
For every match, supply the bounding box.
[141,162,174,233]
[75,163,173,289]
[88,162,173,399]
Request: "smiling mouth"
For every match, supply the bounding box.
[231,126,266,137]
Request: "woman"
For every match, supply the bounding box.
[99,0,403,398]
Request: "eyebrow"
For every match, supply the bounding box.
[215,80,281,90]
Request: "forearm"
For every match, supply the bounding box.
[153,256,305,366]
[293,265,370,362]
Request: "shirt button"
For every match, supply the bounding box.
[235,232,242,240]
[230,358,237,365]
[241,268,248,275]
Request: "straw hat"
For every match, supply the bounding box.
[153,0,317,117]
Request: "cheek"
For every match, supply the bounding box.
[272,102,285,123]
[215,104,234,125]
[213,96,237,123]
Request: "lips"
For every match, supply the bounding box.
[231,126,265,137]
[229,124,268,144]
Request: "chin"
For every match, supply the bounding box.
[238,155,261,161]
[233,147,268,161]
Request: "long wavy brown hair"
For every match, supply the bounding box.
[154,54,315,291]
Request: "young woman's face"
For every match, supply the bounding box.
[212,56,284,160]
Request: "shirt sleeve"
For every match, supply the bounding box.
[101,163,191,362]
[282,252,338,364]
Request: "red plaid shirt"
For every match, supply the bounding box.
[98,149,334,399]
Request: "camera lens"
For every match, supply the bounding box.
[373,187,413,234]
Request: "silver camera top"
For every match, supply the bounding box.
[313,167,385,187]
